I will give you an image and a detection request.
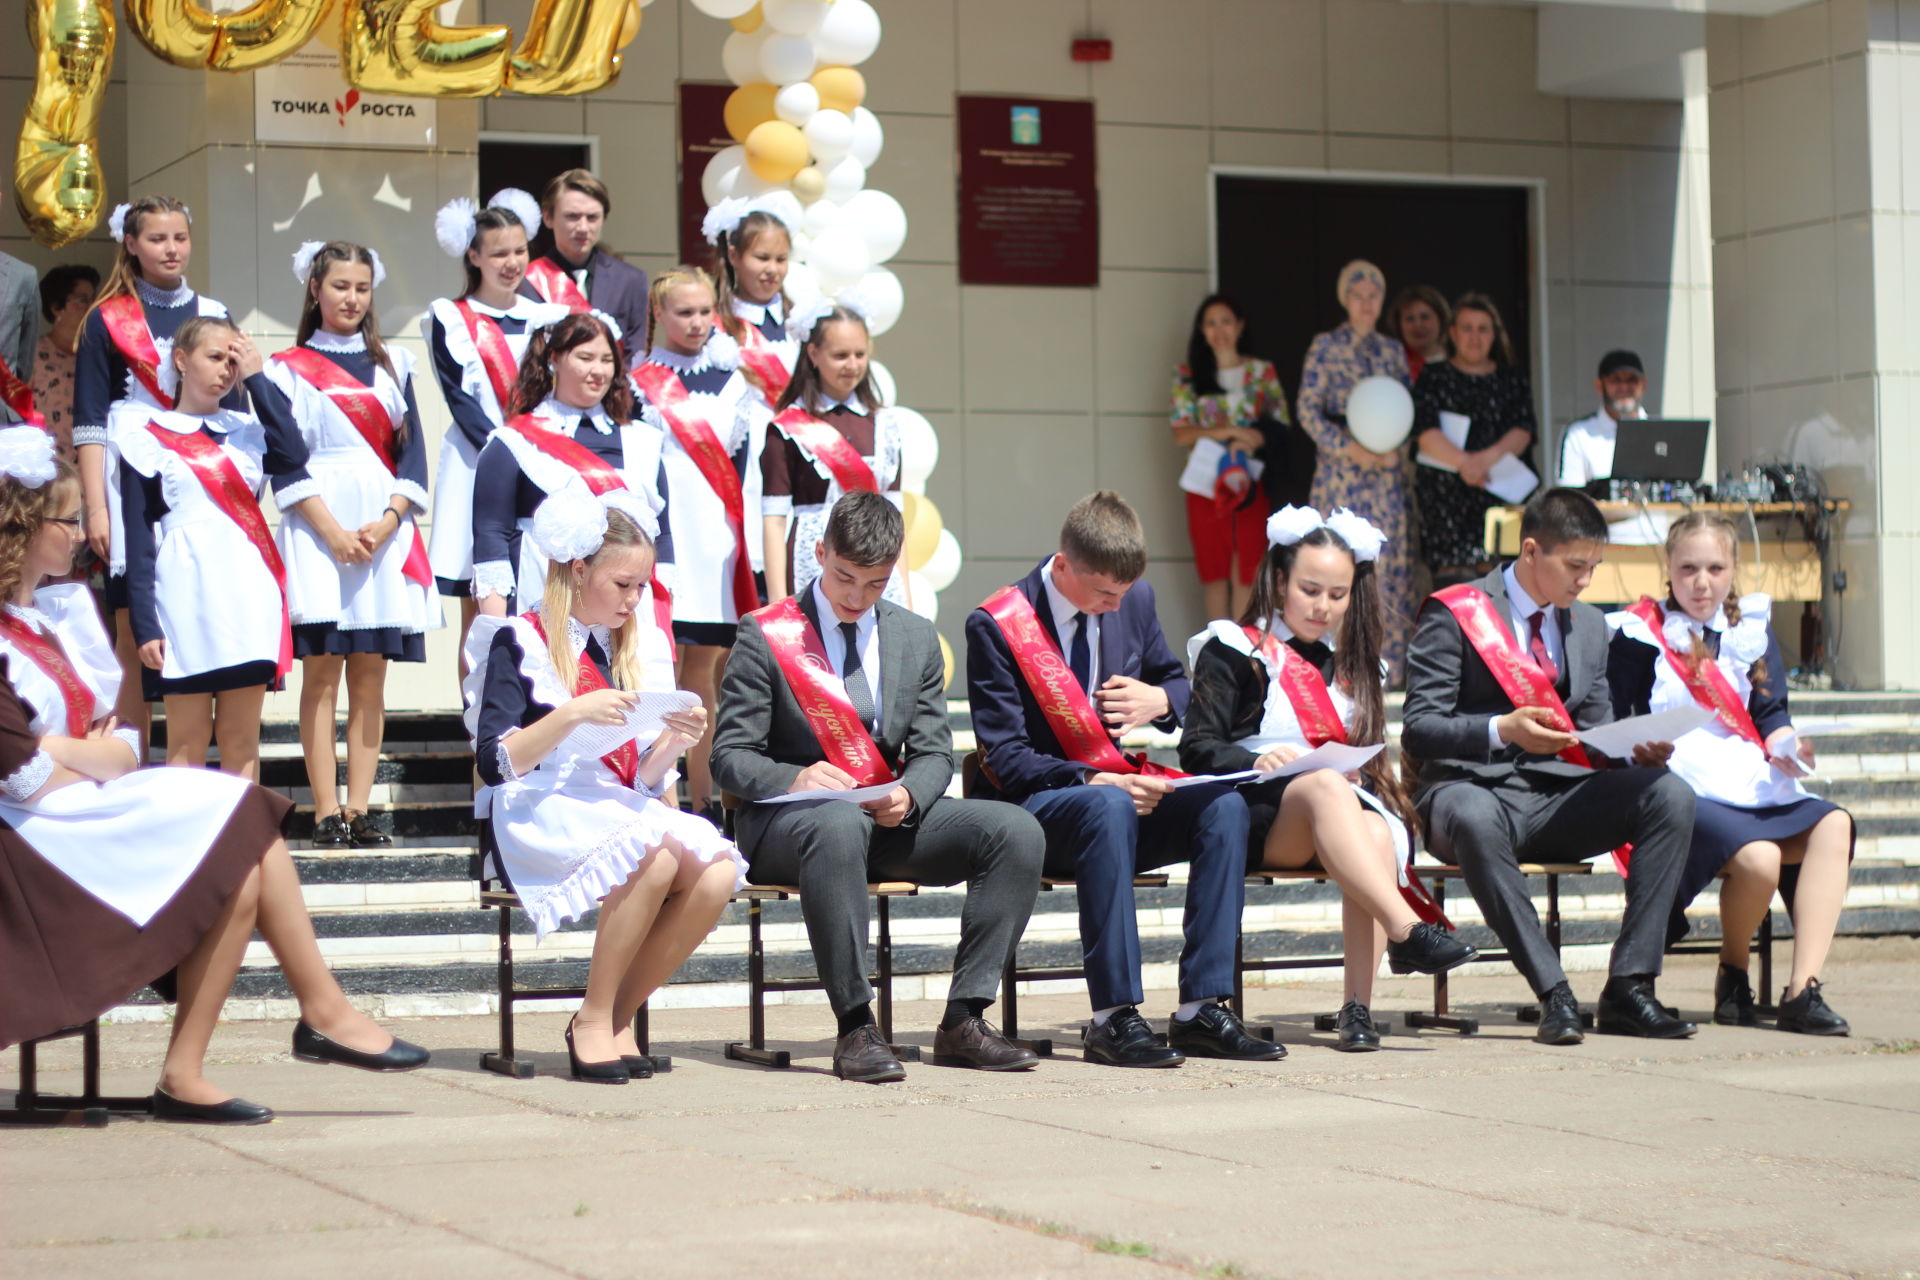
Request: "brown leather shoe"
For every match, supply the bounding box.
[930,1016,1040,1071]
[833,1024,906,1083]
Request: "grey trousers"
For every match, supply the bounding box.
[1422,766,1694,996]
[741,796,1045,1017]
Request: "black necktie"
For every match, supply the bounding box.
[1068,611,1091,691]
[839,621,875,731]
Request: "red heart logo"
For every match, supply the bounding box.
[335,89,360,125]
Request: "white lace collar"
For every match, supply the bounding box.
[565,614,614,657]
[733,295,784,326]
[1654,595,1771,667]
[306,329,367,353]
[1261,614,1337,653]
[2,601,52,634]
[462,294,540,320]
[134,277,194,308]
[150,408,231,435]
[816,396,870,417]
[643,329,739,376]
[536,396,613,436]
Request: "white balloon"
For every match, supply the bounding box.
[807,224,870,293]
[761,0,828,36]
[842,189,906,263]
[773,81,820,126]
[1345,376,1416,453]
[848,106,884,168]
[892,406,939,488]
[823,156,867,203]
[850,266,902,335]
[905,572,938,623]
[784,260,822,309]
[758,33,817,85]
[734,168,780,198]
[753,189,804,231]
[802,109,854,164]
[692,0,757,16]
[720,29,767,86]
[868,359,897,407]
[921,529,962,591]
[814,0,882,66]
[801,197,844,237]
[701,144,746,206]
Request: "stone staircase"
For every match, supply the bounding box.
[119,691,1920,1022]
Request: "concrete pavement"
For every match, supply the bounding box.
[5,938,1919,1279]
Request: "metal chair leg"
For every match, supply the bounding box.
[634,1002,671,1074]
[1406,878,1479,1034]
[482,902,534,1078]
[876,895,919,1062]
[727,896,789,1067]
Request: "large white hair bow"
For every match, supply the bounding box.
[530,483,658,565]
[291,240,387,288]
[1264,504,1386,563]
[0,425,58,490]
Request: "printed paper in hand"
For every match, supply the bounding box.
[563,690,701,759]
[1250,742,1384,781]
[1574,705,1712,758]
[757,780,902,806]
[1485,455,1540,504]
[1170,770,1258,788]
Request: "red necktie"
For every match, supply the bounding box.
[1528,610,1558,685]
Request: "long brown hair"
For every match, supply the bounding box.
[0,459,82,605]
[1663,510,1768,692]
[774,307,878,415]
[539,507,652,693]
[1238,529,1416,829]
[89,195,192,320]
[508,313,632,421]
[295,242,402,442]
[710,211,791,345]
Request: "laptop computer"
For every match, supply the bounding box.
[1611,419,1709,482]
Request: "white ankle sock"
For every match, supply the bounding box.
[1174,1000,1208,1021]
[1090,1005,1123,1027]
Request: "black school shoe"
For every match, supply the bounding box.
[1596,976,1697,1039]
[1386,922,1479,975]
[1335,1000,1381,1052]
[1714,965,1759,1026]
[1167,1001,1286,1061]
[1082,1006,1185,1068]
[1776,978,1850,1036]
[310,812,351,849]
[346,809,393,848]
[1535,982,1586,1045]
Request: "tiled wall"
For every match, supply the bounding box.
[2,1,1716,706]
[1707,0,1919,687]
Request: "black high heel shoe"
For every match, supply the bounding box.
[565,1018,630,1084]
[619,1053,656,1078]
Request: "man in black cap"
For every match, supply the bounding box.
[1556,349,1665,544]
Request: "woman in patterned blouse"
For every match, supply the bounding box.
[1296,261,1416,678]
[1170,295,1287,623]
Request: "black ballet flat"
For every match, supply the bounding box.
[152,1087,274,1126]
[292,1021,431,1072]
[566,1019,630,1084]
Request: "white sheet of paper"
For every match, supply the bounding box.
[1437,411,1471,448]
[756,780,902,806]
[1414,451,1457,472]
[1170,770,1259,788]
[1574,705,1713,757]
[562,690,701,760]
[1251,742,1384,781]
[1486,454,1540,503]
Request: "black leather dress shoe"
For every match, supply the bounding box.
[1386,922,1479,976]
[292,1021,431,1072]
[152,1088,274,1126]
[931,1017,1040,1071]
[1167,1001,1286,1062]
[834,1023,907,1083]
[1597,976,1697,1038]
[1535,982,1586,1045]
[564,1019,630,1084]
[345,809,392,849]
[1714,964,1759,1026]
[1083,1006,1185,1068]
[1335,1000,1381,1052]
[1776,978,1850,1036]
[309,812,350,850]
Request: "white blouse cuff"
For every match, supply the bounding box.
[473,561,517,603]
[633,766,678,801]
[275,477,323,511]
[494,733,524,784]
[761,495,793,518]
[393,480,430,515]
[2,750,56,801]
[72,424,109,447]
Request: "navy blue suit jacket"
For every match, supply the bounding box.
[518,247,649,357]
[964,560,1189,801]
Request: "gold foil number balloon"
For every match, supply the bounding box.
[15,0,115,249]
[340,0,513,97]
[510,0,630,96]
[124,0,330,70]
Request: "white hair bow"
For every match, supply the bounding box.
[291,241,387,288]
[1265,504,1386,563]
[0,425,57,490]
[530,483,657,565]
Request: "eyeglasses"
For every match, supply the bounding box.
[46,516,83,528]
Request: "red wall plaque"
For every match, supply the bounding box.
[677,81,734,268]
[956,95,1098,287]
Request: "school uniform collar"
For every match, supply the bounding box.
[465,294,541,320]
[134,277,194,309]
[306,329,367,354]
[1503,563,1554,630]
[564,615,613,657]
[2,602,53,634]
[819,397,869,416]
[810,578,876,636]
[537,396,613,436]
[150,408,232,435]
[733,295,784,326]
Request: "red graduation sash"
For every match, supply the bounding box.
[631,363,758,618]
[980,585,1184,779]
[98,295,173,409]
[736,322,791,403]
[752,596,895,787]
[0,614,92,737]
[1243,625,1348,748]
[453,301,520,415]
[272,348,433,589]
[1626,597,1764,747]
[770,406,877,495]
[525,611,639,790]
[1435,584,1630,875]
[0,354,44,427]
[525,259,590,313]
[501,414,674,642]
[145,422,292,679]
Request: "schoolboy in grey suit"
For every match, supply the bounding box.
[1402,488,1696,1044]
[712,490,1045,1083]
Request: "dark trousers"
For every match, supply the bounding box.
[1021,782,1249,1011]
[1422,766,1694,995]
[743,796,1044,1017]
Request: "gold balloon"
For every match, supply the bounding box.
[617,0,642,49]
[809,64,864,114]
[723,82,778,144]
[340,0,512,97]
[124,0,331,71]
[730,4,763,34]
[15,0,115,249]
[903,492,942,569]
[790,164,827,204]
[743,119,808,183]
[510,0,627,96]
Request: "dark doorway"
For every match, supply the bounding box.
[1213,174,1535,414]
[478,136,592,257]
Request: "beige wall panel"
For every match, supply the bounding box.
[872,112,958,265]
[1325,1,1449,138]
[583,101,679,260]
[881,262,963,414]
[960,287,1093,413]
[1089,0,1212,128]
[1567,146,1687,287]
[1744,224,1838,387]
[956,0,1093,98]
[1209,129,1326,169]
[1208,0,1326,133]
[1448,6,1565,145]
[959,411,1097,559]
[859,3,956,115]
[1093,268,1210,419]
[1740,64,1835,234]
[1097,124,1212,272]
